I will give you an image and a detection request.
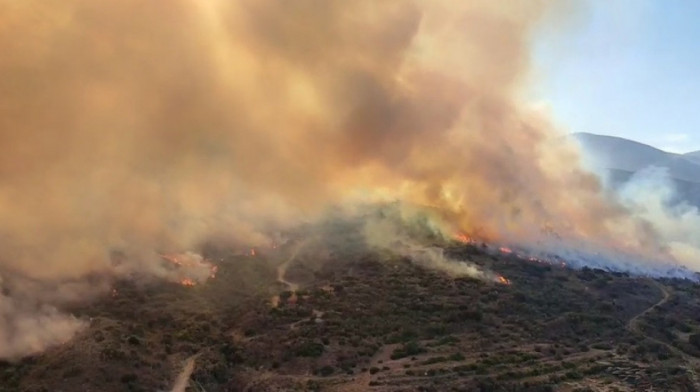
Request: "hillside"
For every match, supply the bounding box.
[573,133,700,207]
[2,239,700,391]
[684,151,700,164]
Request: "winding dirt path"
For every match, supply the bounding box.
[276,239,310,292]
[627,279,671,333]
[626,280,700,388]
[270,239,313,307]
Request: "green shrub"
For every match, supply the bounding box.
[448,352,465,361]
[294,342,325,357]
[318,366,334,376]
[689,333,700,349]
[391,341,426,360]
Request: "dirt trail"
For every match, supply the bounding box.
[276,261,299,292]
[276,239,311,292]
[627,280,700,388]
[627,279,671,333]
[270,239,313,307]
[170,353,200,392]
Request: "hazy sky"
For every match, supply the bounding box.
[533,1,700,153]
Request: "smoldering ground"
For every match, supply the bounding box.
[0,0,698,358]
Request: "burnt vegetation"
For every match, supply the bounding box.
[1,243,700,391]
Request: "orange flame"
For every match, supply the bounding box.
[496,275,511,285]
[160,252,218,286]
[499,247,513,254]
[454,233,474,244]
[160,253,182,265]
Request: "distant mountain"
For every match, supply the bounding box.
[573,133,700,183]
[683,150,700,164]
[572,132,700,207]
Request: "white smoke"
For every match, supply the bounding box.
[617,167,700,273]
[362,207,497,281]
[0,274,87,358]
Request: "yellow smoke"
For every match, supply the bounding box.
[0,0,684,357]
[0,0,669,278]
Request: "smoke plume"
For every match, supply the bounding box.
[0,0,695,357]
[617,167,700,272]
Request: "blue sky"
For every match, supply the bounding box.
[532,1,700,153]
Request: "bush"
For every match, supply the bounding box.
[565,370,583,380]
[448,352,465,361]
[295,342,325,357]
[318,366,334,376]
[689,333,700,349]
[591,342,612,350]
[280,291,292,300]
[391,341,426,360]
[421,356,446,365]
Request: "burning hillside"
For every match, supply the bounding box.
[3,232,699,391]
[159,252,218,287]
[1,0,700,361]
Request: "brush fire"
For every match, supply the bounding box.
[1,0,700,366]
[159,252,218,287]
